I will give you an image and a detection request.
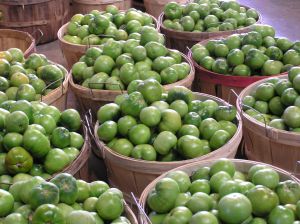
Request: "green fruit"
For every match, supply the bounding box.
[97,121,117,142]
[246,185,279,216]
[5,147,33,174]
[153,131,177,155]
[97,103,120,124]
[242,31,263,47]
[163,206,192,224]
[252,168,279,189]
[120,92,147,118]
[140,106,161,127]
[31,204,65,224]
[227,49,244,66]
[145,42,168,60]
[218,193,252,224]
[147,178,180,213]
[5,111,29,134]
[19,176,44,204]
[23,129,51,158]
[111,138,133,156]
[44,148,69,174]
[29,182,59,209]
[0,189,14,217]
[167,86,194,104]
[128,124,151,145]
[178,135,207,159]
[66,211,96,224]
[212,58,228,74]
[131,144,157,161]
[245,49,267,70]
[51,173,78,205]
[96,191,124,221]
[277,37,293,52]
[186,192,213,213]
[89,181,109,197]
[3,213,28,224]
[137,79,163,103]
[60,109,81,132]
[94,55,115,74]
[209,130,230,149]
[159,109,182,133]
[255,82,275,101]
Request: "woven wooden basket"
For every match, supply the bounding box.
[158,4,262,54]
[93,92,242,204]
[188,37,287,106]
[237,74,300,173]
[0,0,70,44]
[69,51,195,117]
[57,13,158,69]
[139,158,300,223]
[0,29,36,57]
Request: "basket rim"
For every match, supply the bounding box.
[94,91,243,166]
[237,74,300,139]
[158,4,262,35]
[68,51,195,95]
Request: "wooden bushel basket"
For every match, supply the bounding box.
[57,13,158,69]
[188,37,287,106]
[237,74,300,173]
[139,159,300,223]
[93,92,242,204]
[158,5,262,54]
[0,29,36,57]
[0,0,70,44]
[69,52,195,117]
[72,0,128,15]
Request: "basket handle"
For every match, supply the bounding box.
[31,28,44,45]
[40,77,64,102]
[227,89,240,106]
[131,192,152,224]
[292,161,300,180]
[84,110,105,159]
